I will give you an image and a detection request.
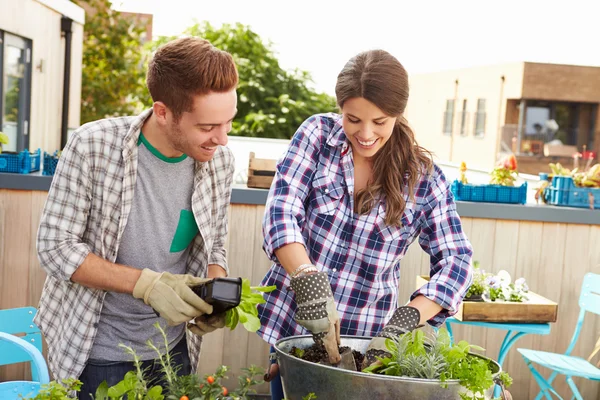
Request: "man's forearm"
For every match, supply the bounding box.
[70,253,142,294]
[208,264,227,278]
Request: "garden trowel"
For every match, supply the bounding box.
[335,348,357,371]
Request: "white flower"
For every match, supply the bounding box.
[515,277,526,286]
[497,270,512,284]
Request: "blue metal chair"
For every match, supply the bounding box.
[517,273,600,400]
[0,307,50,399]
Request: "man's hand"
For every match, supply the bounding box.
[133,269,213,325]
[361,306,421,370]
[290,271,341,364]
[187,313,226,336]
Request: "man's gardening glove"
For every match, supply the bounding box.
[290,270,341,364]
[361,306,421,370]
[187,313,226,337]
[133,268,214,326]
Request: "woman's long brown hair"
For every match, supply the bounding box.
[335,50,433,226]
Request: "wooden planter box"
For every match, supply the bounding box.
[416,275,558,323]
[247,152,276,189]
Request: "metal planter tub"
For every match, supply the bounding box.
[274,335,501,400]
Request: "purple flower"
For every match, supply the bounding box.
[515,277,526,286]
[486,276,501,289]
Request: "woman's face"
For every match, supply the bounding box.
[341,97,397,161]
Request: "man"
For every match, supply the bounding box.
[35,37,238,397]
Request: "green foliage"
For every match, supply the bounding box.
[363,329,509,400]
[25,378,81,400]
[72,0,149,124]
[465,261,485,298]
[225,278,276,332]
[149,22,337,138]
[26,323,264,400]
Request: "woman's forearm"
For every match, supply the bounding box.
[274,243,313,276]
[407,295,443,325]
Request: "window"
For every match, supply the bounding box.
[1,31,32,152]
[459,99,468,136]
[443,99,454,135]
[474,99,486,137]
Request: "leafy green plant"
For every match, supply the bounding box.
[24,378,81,400]
[25,323,265,400]
[465,261,485,299]
[363,329,510,400]
[225,278,276,332]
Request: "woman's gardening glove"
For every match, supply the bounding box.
[187,313,226,336]
[290,270,341,364]
[361,306,421,370]
[133,268,214,326]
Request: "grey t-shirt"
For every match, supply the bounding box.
[90,132,197,361]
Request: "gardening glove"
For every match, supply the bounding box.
[290,271,341,364]
[187,313,226,337]
[133,268,214,326]
[361,306,421,370]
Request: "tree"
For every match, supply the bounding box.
[149,22,337,139]
[73,0,150,124]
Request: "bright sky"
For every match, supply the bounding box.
[113,0,599,95]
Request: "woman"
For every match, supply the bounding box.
[257,49,473,399]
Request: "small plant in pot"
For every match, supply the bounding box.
[290,329,512,400]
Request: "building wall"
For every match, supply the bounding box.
[0,0,84,153]
[522,62,600,103]
[406,63,525,170]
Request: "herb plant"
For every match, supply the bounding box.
[363,329,511,400]
[225,279,276,332]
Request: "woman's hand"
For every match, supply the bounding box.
[290,271,341,364]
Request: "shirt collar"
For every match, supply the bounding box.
[325,113,349,153]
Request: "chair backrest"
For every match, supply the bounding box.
[0,307,43,366]
[579,272,600,315]
[564,273,600,356]
[0,332,49,400]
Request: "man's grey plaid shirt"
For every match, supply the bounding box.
[35,109,234,381]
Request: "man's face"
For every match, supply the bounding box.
[167,90,238,162]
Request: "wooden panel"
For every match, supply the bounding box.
[557,224,594,399]
[246,205,274,393]
[527,222,568,399]
[487,220,520,394]
[28,192,48,307]
[463,219,497,356]
[506,221,544,398]
[219,205,257,388]
[0,190,32,381]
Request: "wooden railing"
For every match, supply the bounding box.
[1,189,600,399]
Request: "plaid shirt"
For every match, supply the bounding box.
[257,114,473,344]
[35,109,234,381]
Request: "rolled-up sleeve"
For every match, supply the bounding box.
[262,116,324,262]
[412,165,473,326]
[208,149,235,274]
[36,132,92,281]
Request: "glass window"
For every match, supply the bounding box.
[474,99,486,137]
[1,32,32,153]
[443,99,454,135]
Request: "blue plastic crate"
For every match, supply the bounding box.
[42,151,60,176]
[544,176,600,209]
[0,148,41,174]
[451,180,527,204]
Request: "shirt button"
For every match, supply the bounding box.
[325,188,330,193]
[93,323,99,328]
[332,268,337,273]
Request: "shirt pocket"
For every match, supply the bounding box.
[310,172,346,215]
[375,202,416,242]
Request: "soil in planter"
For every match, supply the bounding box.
[289,344,364,371]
